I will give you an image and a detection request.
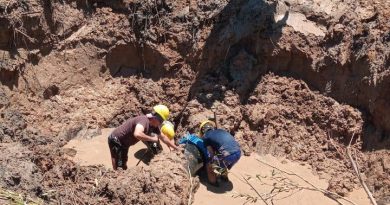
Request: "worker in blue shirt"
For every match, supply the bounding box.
[198,120,241,185]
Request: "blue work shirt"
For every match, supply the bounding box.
[203,129,240,155]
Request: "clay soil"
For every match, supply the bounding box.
[0,0,389,204]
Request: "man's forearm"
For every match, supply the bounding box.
[160,135,179,150]
[167,140,179,150]
[134,133,156,142]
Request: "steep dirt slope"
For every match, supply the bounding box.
[196,0,390,134]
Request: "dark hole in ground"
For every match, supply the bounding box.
[43,84,60,99]
[105,42,168,80]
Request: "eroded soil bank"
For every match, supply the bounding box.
[0,0,389,204]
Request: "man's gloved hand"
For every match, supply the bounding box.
[145,140,163,155]
[211,157,228,176]
[211,163,224,175]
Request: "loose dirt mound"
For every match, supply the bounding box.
[244,74,364,196]
[243,74,390,199]
[0,142,198,204]
[0,143,42,193]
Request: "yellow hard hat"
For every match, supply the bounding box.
[199,120,215,136]
[161,121,175,140]
[153,104,170,121]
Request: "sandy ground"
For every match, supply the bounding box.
[64,128,175,168]
[64,129,370,205]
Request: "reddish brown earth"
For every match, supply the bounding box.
[0,0,389,204]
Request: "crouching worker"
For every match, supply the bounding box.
[108,105,178,170]
[199,120,241,185]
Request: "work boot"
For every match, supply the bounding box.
[220,169,229,181]
[117,159,123,168]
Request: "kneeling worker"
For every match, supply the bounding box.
[199,120,241,185]
[108,104,178,170]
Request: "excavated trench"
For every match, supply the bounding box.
[0,0,389,204]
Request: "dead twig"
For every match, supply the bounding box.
[183,137,194,205]
[224,44,231,63]
[346,134,377,205]
[153,0,161,26]
[4,0,12,15]
[327,131,346,160]
[14,28,37,43]
[353,149,362,176]
[187,163,193,205]
[269,37,276,48]
[241,174,270,205]
[231,192,258,204]
[256,158,358,205]
[348,132,355,147]
[3,11,42,17]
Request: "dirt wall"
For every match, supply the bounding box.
[195,0,390,135]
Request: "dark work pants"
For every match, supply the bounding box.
[108,135,129,169]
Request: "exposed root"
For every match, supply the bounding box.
[187,163,193,205]
[327,131,346,160]
[346,135,378,205]
[241,174,270,205]
[255,159,358,205]
[14,28,37,43]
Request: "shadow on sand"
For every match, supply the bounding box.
[198,169,233,194]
